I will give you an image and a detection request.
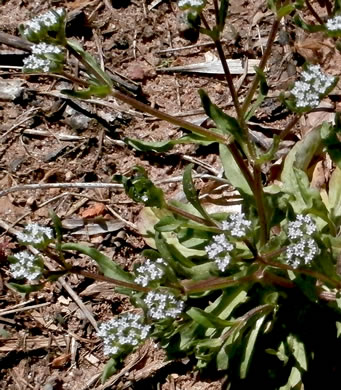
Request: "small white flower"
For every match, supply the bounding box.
[24,8,64,34]
[215,254,232,272]
[141,194,148,202]
[16,223,53,245]
[205,234,233,259]
[287,214,316,240]
[178,0,205,9]
[97,313,151,356]
[286,238,319,268]
[10,251,42,281]
[326,15,341,31]
[221,212,251,238]
[205,234,234,272]
[134,258,165,287]
[143,291,184,320]
[23,54,54,73]
[291,64,335,109]
[31,43,63,55]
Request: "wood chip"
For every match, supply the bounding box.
[158,53,260,75]
[0,336,67,352]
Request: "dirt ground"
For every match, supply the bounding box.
[0,0,339,389]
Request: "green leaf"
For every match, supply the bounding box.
[9,282,45,294]
[49,210,63,246]
[114,166,166,208]
[216,341,230,370]
[279,366,302,390]
[287,334,307,371]
[267,340,289,365]
[199,89,245,148]
[320,121,341,169]
[154,216,183,232]
[66,39,113,88]
[206,287,248,319]
[125,133,213,153]
[217,0,229,32]
[219,144,253,196]
[240,314,266,378]
[293,14,325,32]
[256,135,280,164]
[183,164,214,223]
[61,83,111,99]
[101,358,118,383]
[329,167,341,219]
[336,321,341,338]
[295,126,322,171]
[61,243,133,282]
[281,126,324,213]
[186,307,235,329]
[277,4,295,18]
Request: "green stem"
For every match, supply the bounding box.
[220,304,273,342]
[165,203,218,227]
[182,267,264,294]
[60,70,89,87]
[213,38,258,160]
[111,89,229,143]
[214,39,242,120]
[70,268,151,293]
[241,17,281,117]
[212,0,220,27]
[279,114,301,141]
[112,90,257,204]
[44,247,71,270]
[253,164,268,245]
[258,255,341,289]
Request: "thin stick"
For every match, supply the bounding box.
[0,182,123,198]
[0,302,51,317]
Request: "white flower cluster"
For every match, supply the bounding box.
[286,238,319,269]
[97,313,151,356]
[291,64,335,109]
[10,251,42,281]
[287,214,316,240]
[31,42,63,55]
[326,15,341,31]
[221,212,251,238]
[16,223,53,245]
[135,258,165,287]
[143,291,184,320]
[23,43,63,73]
[178,0,205,9]
[205,234,234,272]
[23,55,54,73]
[285,214,319,268]
[23,8,64,34]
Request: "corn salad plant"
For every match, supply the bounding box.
[7,1,341,388]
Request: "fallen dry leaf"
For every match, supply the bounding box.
[50,354,71,368]
[80,202,106,218]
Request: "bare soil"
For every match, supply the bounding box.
[0,0,339,389]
